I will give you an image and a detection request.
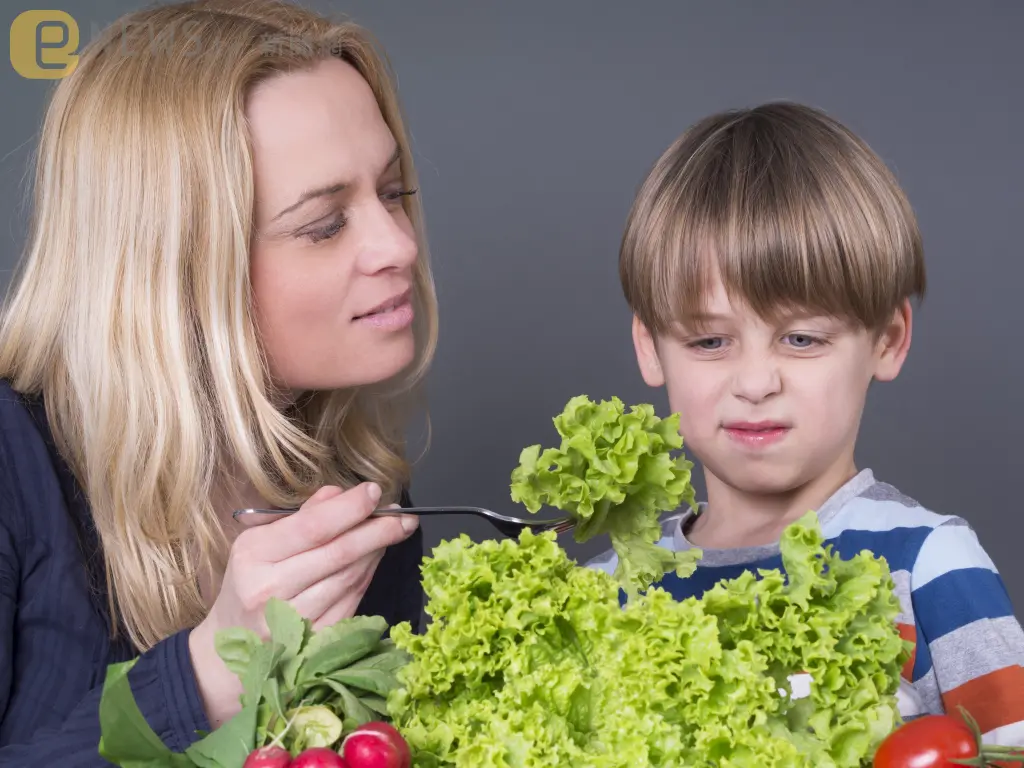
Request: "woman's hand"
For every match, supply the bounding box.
[188,482,418,727]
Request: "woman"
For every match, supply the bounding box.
[0,0,438,763]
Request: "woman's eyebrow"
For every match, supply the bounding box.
[271,145,402,223]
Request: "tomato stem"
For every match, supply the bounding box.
[948,706,1024,766]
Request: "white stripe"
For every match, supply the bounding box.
[889,569,914,625]
[983,719,1024,747]
[585,548,618,575]
[896,679,928,719]
[912,523,998,589]
[926,617,1024,689]
[821,498,957,537]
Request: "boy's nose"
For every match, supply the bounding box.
[731,357,782,403]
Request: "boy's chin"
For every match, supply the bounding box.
[707,461,815,497]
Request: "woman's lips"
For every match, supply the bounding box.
[354,298,414,330]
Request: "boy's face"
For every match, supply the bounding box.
[632,277,912,498]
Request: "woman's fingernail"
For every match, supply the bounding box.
[366,482,382,503]
[401,515,419,533]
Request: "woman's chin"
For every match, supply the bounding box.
[286,343,417,393]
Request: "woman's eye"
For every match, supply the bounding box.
[303,217,345,244]
[381,187,419,203]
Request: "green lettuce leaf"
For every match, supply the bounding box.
[509,395,700,598]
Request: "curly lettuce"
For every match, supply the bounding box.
[388,512,910,768]
[509,395,699,598]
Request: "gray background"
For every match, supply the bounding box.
[3,1,1022,607]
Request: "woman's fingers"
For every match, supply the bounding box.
[289,549,384,624]
[274,513,417,596]
[311,559,384,631]
[245,482,381,561]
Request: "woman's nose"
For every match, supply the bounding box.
[353,201,418,274]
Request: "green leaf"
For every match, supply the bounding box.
[98,659,193,767]
[297,617,387,682]
[357,695,390,715]
[265,598,307,662]
[185,701,259,768]
[281,653,305,691]
[213,627,261,678]
[328,668,398,698]
[255,677,287,748]
[346,646,411,674]
[316,679,375,731]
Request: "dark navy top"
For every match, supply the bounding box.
[0,380,425,765]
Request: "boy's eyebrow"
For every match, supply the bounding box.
[684,311,732,324]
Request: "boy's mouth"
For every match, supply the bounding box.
[722,420,791,447]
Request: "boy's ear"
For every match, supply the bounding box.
[873,298,914,382]
[632,315,666,387]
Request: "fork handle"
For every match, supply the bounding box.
[232,506,484,520]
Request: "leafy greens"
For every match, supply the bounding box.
[510,394,700,598]
[98,599,408,767]
[388,512,910,768]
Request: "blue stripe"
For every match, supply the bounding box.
[636,556,785,605]
[911,629,933,682]
[912,567,1015,642]
[635,526,934,605]
[827,527,932,575]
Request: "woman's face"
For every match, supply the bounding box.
[248,58,419,393]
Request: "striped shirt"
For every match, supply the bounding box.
[587,469,1024,745]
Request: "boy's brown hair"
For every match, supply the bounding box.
[620,102,925,335]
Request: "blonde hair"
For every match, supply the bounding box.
[620,101,925,335]
[0,0,439,650]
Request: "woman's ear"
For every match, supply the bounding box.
[632,315,665,387]
[873,298,914,382]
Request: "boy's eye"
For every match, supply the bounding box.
[689,337,726,351]
[783,333,822,348]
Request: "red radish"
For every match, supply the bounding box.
[290,747,348,768]
[243,745,292,768]
[341,722,410,768]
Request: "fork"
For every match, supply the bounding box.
[232,505,576,539]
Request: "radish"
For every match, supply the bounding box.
[290,747,348,768]
[243,745,292,768]
[341,722,410,768]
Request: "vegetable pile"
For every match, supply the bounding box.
[96,394,1024,767]
[510,394,700,599]
[99,599,411,768]
[386,512,910,767]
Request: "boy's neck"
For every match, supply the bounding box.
[688,459,859,549]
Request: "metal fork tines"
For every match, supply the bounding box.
[232,505,576,539]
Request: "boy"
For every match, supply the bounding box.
[589,102,1024,744]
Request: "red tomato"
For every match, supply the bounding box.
[873,715,978,767]
[243,745,293,768]
[341,722,411,768]
[290,747,348,768]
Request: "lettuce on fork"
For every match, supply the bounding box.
[510,395,700,598]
